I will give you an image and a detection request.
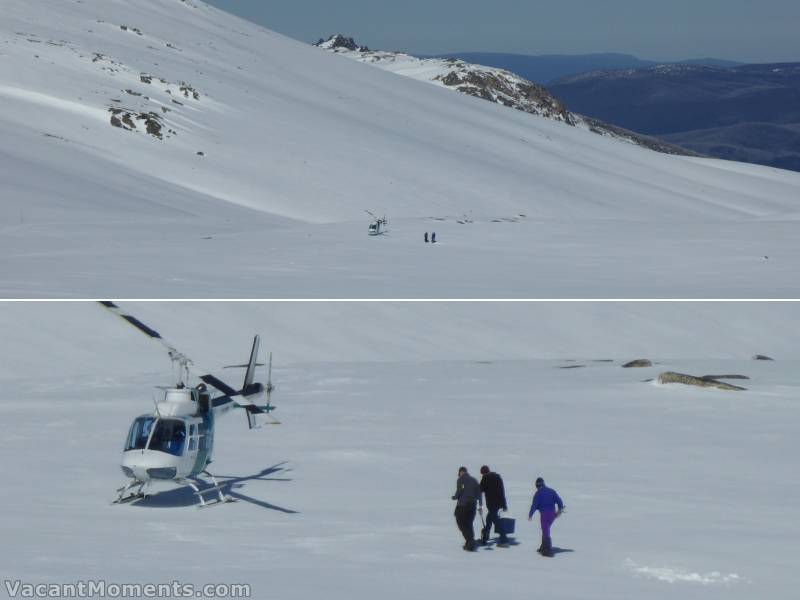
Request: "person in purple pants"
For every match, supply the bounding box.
[528,477,564,557]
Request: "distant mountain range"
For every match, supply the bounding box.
[421,51,800,172]
[428,52,741,85]
[549,63,800,171]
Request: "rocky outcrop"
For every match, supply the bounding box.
[108,108,172,140]
[179,83,201,100]
[314,35,696,155]
[315,34,369,52]
[435,69,574,124]
[657,372,746,391]
[315,35,574,124]
[623,359,653,368]
[752,355,774,361]
[104,67,201,142]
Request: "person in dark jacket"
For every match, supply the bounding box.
[424,232,429,243]
[479,465,509,546]
[528,477,564,557]
[431,232,437,244]
[452,466,482,551]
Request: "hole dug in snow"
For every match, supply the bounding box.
[625,559,746,585]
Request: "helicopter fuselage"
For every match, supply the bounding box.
[120,388,216,483]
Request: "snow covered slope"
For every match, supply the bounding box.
[315,35,576,124]
[1,1,800,297]
[1,302,798,599]
[315,34,693,155]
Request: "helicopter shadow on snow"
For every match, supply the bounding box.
[131,461,298,513]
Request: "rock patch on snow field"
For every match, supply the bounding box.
[657,372,747,391]
[108,108,170,139]
[623,359,653,368]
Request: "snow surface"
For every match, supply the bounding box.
[0,302,798,598]
[1,1,800,297]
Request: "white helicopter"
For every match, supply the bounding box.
[366,210,388,236]
[101,302,279,508]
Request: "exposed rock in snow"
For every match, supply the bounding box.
[315,34,369,52]
[657,371,747,390]
[623,359,653,368]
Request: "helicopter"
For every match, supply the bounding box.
[366,210,388,236]
[100,302,279,508]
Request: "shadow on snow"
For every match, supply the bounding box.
[131,461,298,513]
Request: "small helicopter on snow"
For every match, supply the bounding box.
[366,210,388,236]
[100,302,279,508]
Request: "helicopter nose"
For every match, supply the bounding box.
[121,451,179,480]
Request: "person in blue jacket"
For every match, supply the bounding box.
[528,477,564,557]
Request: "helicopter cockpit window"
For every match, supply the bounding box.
[148,419,187,457]
[125,416,155,451]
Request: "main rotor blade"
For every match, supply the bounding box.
[101,302,223,387]
[100,301,187,361]
[199,374,238,397]
[122,315,162,340]
[100,302,264,404]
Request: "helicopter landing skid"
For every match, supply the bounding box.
[185,471,235,509]
[114,480,148,505]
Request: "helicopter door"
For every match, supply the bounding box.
[180,422,199,475]
[147,418,187,457]
[193,419,213,471]
[187,424,198,452]
[186,423,199,460]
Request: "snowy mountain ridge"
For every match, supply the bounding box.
[314,34,694,155]
[315,34,576,125]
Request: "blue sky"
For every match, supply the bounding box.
[203,0,800,63]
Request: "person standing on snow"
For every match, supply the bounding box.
[479,465,509,546]
[452,466,482,551]
[528,477,564,557]
[431,232,437,244]
[424,232,429,243]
